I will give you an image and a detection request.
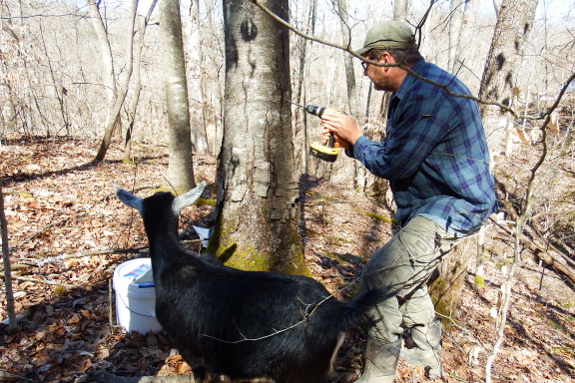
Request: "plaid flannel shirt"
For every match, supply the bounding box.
[350,58,496,235]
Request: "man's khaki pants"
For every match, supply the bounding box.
[359,215,463,375]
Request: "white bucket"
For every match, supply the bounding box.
[113,258,162,334]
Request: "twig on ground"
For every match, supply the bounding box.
[0,274,76,288]
[37,247,149,267]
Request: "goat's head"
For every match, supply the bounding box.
[114,181,206,216]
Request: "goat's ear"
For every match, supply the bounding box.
[172,181,206,215]
[114,186,144,213]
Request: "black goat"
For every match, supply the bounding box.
[115,182,392,383]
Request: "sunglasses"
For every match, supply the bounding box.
[360,61,368,71]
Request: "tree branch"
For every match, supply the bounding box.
[250,0,575,120]
[490,216,575,285]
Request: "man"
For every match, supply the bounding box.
[321,21,496,382]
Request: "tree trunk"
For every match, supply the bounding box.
[95,113,123,163]
[474,225,486,288]
[160,0,195,194]
[334,0,366,191]
[429,236,476,321]
[393,0,409,21]
[358,91,391,200]
[91,0,138,164]
[124,0,158,163]
[187,0,210,155]
[86,0,116,99]
[209,0,308,276]
[453,0,480,90]
[447,0,464,73]
[478,0,538,154]
[293,0,317,175]
[0,183,16,331]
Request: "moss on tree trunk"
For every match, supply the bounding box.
[428,236,476,327]
[208,0,309,277]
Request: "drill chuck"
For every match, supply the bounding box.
[303,105,326,117]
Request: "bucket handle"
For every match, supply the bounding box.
[116,293,157,318]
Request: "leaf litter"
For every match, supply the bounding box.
[0,133,574,382]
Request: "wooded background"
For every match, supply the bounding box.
[1,0,575,381]
[1,0,572,160]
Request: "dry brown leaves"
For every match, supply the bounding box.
[0,133,574,382]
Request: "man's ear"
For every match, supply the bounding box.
[381,51,393,64]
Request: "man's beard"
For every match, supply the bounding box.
[373,77,393,92]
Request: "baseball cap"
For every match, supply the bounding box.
[356,21,418,55]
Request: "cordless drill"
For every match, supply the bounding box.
[289,101,342,163]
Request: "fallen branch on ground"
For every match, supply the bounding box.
[0,274,76,288]
[37,247,149,266]
[490,217,575,285]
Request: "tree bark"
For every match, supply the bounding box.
[393,0,409,21]
[453,0,480,90]
[91,0,139,164]
[334,0,367,191]
[447,0,464,74]
[160,0,195,194]
[292,0,317,175]
[478,0,538,154]
[429,236,476,321]
[186,0,210,155]
[124,0,159,163]
[209,0,308,276]
[0,183,16,331]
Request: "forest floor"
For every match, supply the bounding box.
[1,133,575,383]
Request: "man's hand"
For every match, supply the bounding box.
[321,111,362,150]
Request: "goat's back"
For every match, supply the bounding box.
[154,255,360,382]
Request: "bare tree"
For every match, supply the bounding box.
[90,0,139,164]
[185,0,210,155]
[208,0,308,275]
[393,0,409,21]
[0,183,16,332]
[291,0,317,175]
[159,0,196,193]
[485,79,575,381]
[478,0,538,155]
[453,0,480,88]
[124,0,159,163]
[333,0,369,191]
[447,0,464,73]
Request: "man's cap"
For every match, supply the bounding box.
[356,21,418,55]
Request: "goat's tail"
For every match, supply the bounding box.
[338,287,396,331]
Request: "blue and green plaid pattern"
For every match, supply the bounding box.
[351,58,497,235]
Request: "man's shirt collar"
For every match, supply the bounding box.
[394,57,426,100]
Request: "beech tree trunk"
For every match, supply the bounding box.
[478,0,538,154]
[160,0,195,193]
[209,0,308,275]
